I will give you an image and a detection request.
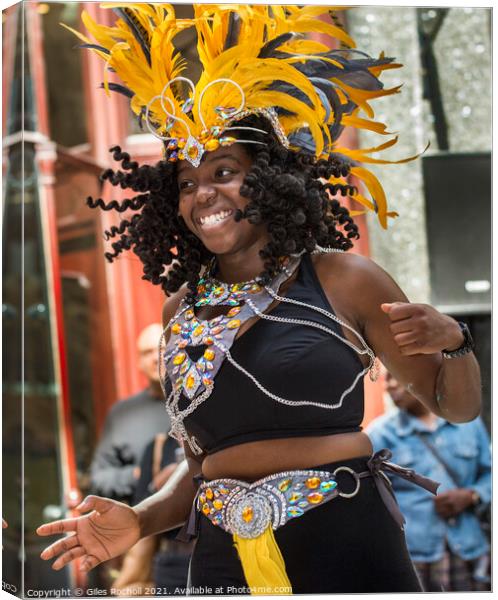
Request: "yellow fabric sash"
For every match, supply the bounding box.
[232,526,292,595]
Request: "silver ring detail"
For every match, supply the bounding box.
[159,78,194,139]
[145,95,176,141]
[333,466,361,498]
[198,78,246,131]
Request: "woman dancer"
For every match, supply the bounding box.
[37,5,481,594]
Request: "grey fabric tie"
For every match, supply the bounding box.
[359,448,440,529]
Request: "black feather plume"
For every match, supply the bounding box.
[99,82,134,99]
[78,43,110,55]
[223,12,241,51]
[113,8,151,65]
[258,32,300,58]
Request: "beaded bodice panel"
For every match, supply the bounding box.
[160,256,302,453]
[160,252,376,455]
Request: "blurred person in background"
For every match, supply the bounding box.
[90,323,170,504]
[367,371,491,592]
[112,436,192,596]
[88,322,170,591]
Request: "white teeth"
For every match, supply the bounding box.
[199,209,232,226]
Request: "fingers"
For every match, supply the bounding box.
[80,554,101,573]
[381,302,411,319]
[392,331,419,347]
[40,533,88,572]
[389,318,422,353]
[76,495,113,515]
[434,494,453,517]
[52,546,86,571]
[36,517,80,537]
[388,318,415,335]
[397,343,422,356]
[381,302,424,322]
[382,303,434,354]
[37,497,104,537]
[40,534,79,560]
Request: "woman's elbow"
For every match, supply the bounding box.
[435,391,482,424]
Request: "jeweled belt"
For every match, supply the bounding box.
[177,450,439,595]
[178,449,440,542]
[197,467,356,538]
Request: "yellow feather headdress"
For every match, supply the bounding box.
[64,3,421,227]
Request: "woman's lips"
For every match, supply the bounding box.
[197,208,234,231]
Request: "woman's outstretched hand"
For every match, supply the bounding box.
[36,496,141,572]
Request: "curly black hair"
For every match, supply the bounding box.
[87,115,360,304]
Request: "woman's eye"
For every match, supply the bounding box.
[179,180,194,191]
[216,167,234,178]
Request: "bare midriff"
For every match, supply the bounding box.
[200,431,373,481]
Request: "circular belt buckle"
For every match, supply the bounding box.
[225,492,272,538]
[332,466,361,498]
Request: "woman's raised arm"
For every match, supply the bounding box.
[316,252,481,423]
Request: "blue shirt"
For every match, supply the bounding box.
[367,410,490,562]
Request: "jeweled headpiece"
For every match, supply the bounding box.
[65,4,422,227]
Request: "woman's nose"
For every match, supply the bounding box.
[195,184,217,205]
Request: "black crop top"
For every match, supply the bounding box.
[179,253,366,454]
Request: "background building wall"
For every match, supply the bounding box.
[347,6,491,302]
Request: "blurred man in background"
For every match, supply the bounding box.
[89,323,170,591]
[90,323,169,503]
[367,372,491,592]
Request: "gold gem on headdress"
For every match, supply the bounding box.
[145,76,271,166]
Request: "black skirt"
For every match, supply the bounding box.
[187,456,422,594]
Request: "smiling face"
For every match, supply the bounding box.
[176,144,269,259]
